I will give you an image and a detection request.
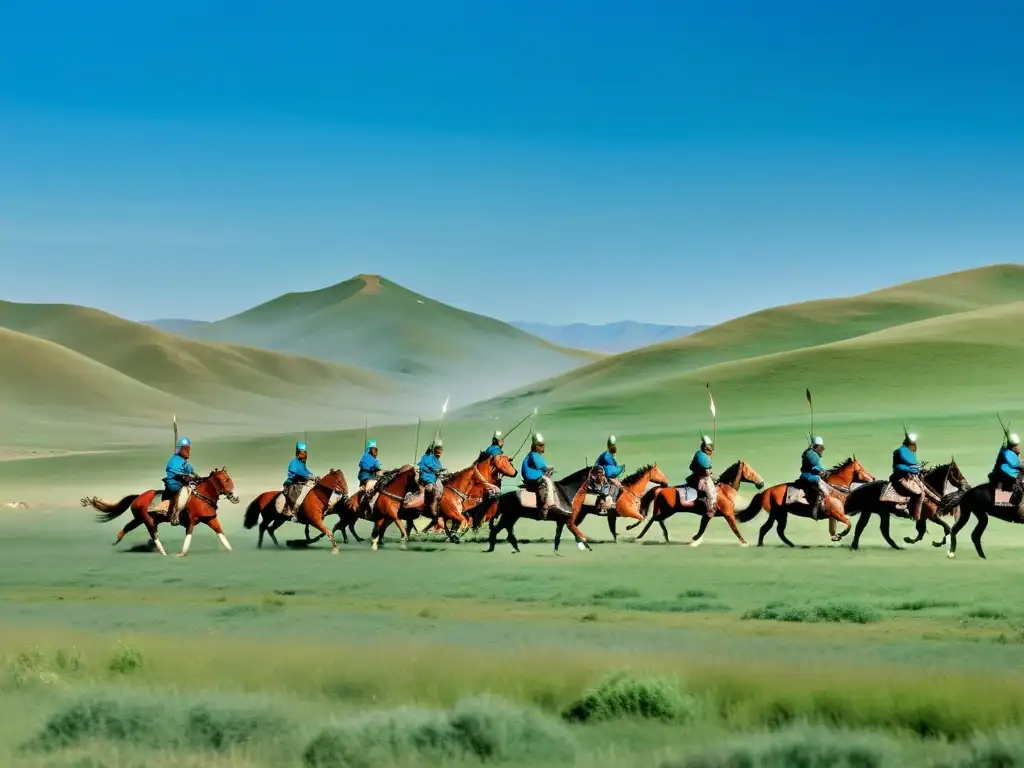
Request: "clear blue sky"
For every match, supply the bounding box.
[1,0,1021,325]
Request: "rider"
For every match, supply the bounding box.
[483,430,503,457]
[795,436,828,519]
[890,431,936,521]
[418,440,446,519]
[992,432,1021,509]
[593,434,625,512]
[163,437,196,526]
[685,436,717,518]
[522,433,557,515]
[281,441,314,520]
[356,439,382,516]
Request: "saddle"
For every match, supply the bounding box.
[517,489,538,508]
[673,485,699,503]
[784,485,807,506]
[275,480,314,516]
[148,486,191,515]
[879,481,911,510]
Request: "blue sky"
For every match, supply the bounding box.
[1,0,1021,325]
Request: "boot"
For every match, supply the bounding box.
[168,492,181,526]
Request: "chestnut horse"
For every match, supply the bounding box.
[359,465,421,551]
[739,456,875,547]
[848,460,969,551]
[81,468,239,557]
[947,472,1024,559]
[402,452,519,542]
[242,469,349,554]
[630,460,765,546]
[485,467,594,554]
[568,464,670,542]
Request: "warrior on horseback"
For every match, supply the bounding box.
[522,433,558,516]
[356,439,382,517]
[685,436,717,517]
[590,434,624,513]
[418,440,446,519]
[483,431,503,458]
[991,432,1022,516]
[163,437,196,526]
[889,430,940,520]
[794,436,829,520]
[280,441,318,521]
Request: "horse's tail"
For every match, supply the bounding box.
[82,494,136,523]
[243,495,265,529]
[737,491,765,523]
[639,487,658,519]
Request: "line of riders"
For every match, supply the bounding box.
[158,424,1024,529]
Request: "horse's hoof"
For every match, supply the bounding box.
[690,538,702,548]
[330,548,339,555]
[739,541,749,548]
[831,536,841,542]
[947,551,955,559]
[577,541,587,551]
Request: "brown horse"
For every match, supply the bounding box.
[568,464,670,542]
[738,456,875,547]
[242,469,349,554]
[403,452,519,541]
[848,460,970,551]
[947,472,1024,559]
[485,467,595,554]
[357,465,421,551]
[629,460,765,546]
[81,468,239,556]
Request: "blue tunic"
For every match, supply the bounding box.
[522,451,547,482]
[284,457,312,485]
[164,454,194,492]
[892,446,920,476]
[358,451,381,482]
[996,447,1020,480]
[799,449,825,483]
[484,444,502,457]
[689,450,712,475]
[418,453,443,484]
[595,450,623,479]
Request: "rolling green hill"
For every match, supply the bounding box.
[147,274,600,402]
[467,264,1024,415]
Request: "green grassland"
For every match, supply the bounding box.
[3,264,1024,766]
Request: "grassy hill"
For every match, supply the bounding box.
[509,320,707,353]
[147,274,599,403]
[468,264,1024,414]
[0,299,409,445]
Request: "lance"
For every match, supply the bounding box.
[706,383,717,446]
[433,395,449,446]
[806,388,814,445]
[502,409,535,439]
[413,418,422,462]
[998,413,1012,444]
[173,413,178,449]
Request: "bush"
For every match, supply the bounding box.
[742,602,879,624]
[303,694,575,767]
[107,641,144,675]
[562,672,701,723]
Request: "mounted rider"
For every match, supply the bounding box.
[890,431,939,521]
[592,434,625,512]
[418,440,446,519]
[356,440,382,516]
[685,436,717,517]
[522,433,557,515]
[992,432,1021,512]
[795,436,828,519]
[281,441,315,521]
[163,437,196,526]
[483,430,503,458]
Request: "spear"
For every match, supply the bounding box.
[806,388,814,445]
[433,395,449,445]
[502,409,535,439]
[173,413,178,449]
[706,383,717,446]
[413,418,422,462]
[364,418,368,448]
[998,413,1012,444]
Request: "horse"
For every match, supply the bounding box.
[629,460,765,546]
[242,469,350,554]
[354,465,422,551]
[945,472,1023,559]
[81,468,239,556]
[568,464,670,541]
[402,452,519,542]
[485,468,594,554]
[848,460,969,551]
[738,457,875,547]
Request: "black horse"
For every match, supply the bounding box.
[486,468,592,554]
[947,473,1024,559]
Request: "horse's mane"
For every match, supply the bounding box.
[377,465,411,487]
[824,457,855,474]
[717,461,742,484]
[621,464,655,485]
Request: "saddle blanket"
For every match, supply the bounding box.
[672,485,698,503]
[879,482,910,508]
[784,485,807,506]
[517,489,538,508]
[147,486,191,514]
[275,481,314,515]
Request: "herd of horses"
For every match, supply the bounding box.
[79,447,1023,561]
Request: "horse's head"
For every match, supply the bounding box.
[721,460,764,490]
[849,455,875,483]
[318,468,349,497]
[208,467,239,503]
[945,457,971,492]
[492,453,518,478]
[647,463,670,487]
[829,455,874,485]
[396,464,421,494]
[624,463,668,487]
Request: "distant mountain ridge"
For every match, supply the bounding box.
[510,320,707,353]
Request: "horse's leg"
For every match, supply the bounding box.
[607,513,618,542]
[904,514,928,545]
[828,517,837,539]
[658,518,671,544]
[877,511,902,550]
[553,520,564,553]
[932,515,952,548]
[970,510,989,559]
[719,511,748,547]
[757,508,776,547]
[505,516,521,554]
[178,520,198,557]
[309,513,339,555]
[775,511,796,547]
[565,516,591,551]
[114,517,143,546]
[827,499,851,541]
[141,512,168,556]
[689,512,712,545]
[267,519,285,548]
[205,517,233,552]
[850,505,873,551]
[485,508,507,552]
[348,520,363,543]
[948,504,972,559]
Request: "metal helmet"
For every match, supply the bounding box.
[366,440,376,450]
[177,437,191,449]
[296,441,307,452]
[1009,433,1021,446]
[812,436,824,447]
[492,430,502,440]
[905,432,919,445]
[701,435,713,447]
[533,432,545,445]
[433,438,443,448]
[607,434,616,445]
